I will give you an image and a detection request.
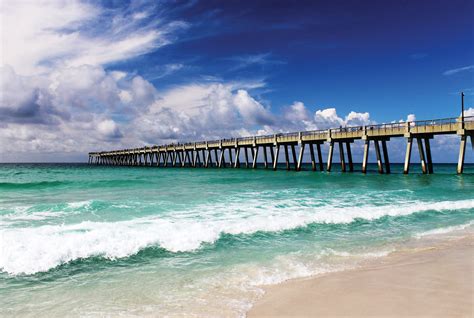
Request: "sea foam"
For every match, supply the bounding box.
[1,199,473,275]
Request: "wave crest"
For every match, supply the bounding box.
[1,199,473,275]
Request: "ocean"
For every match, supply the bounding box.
[1,163,473,317]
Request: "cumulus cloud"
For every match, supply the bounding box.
[407,114,416,122]
[131,83,275,143]
[462,107,474,117]
[97,119,123,139]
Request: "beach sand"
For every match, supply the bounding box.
[247,236,473,317]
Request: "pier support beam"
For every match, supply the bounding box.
[244,147,249,168]
[309,144,316,171]
[457,135,467,174]
[346,142,353,172]
[172,151,177,167]
[425,138,433,174]
[338,142,346,172]
[218,149,225,168]
[228,148,234,167]
[317,143,324,171]
[374,140,384,174]
[252,146,259,169]
[234,147,241,168]
[416,137,427,174]
[273,145,280,170]
[263,146,268,168]
[327,141,334,172]
[404,137,412,174]
[362,140,369,173]
[291,145,297,170]
[297,143,305,171]
[164,152,169,167]
[381,140,390,174]
[284,145,290,170]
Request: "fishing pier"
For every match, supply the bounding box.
[89,116,473,174]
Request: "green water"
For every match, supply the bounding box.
[1,163,473,316]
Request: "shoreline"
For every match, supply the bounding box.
[247,235,473,317]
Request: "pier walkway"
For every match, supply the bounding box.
[89,116,474,174]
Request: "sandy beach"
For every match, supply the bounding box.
[248,236,474,317]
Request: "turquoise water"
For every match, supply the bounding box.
[1,163,473,316]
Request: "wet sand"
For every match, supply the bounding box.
[248,237,473,317]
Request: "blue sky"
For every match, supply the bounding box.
[0,0,473,162]
[116,0,474,119]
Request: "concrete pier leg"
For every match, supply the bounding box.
[327,141,334,172]
[219,149,225,168]
[195,150,201,167]
[291,145,298,170]
[205,150,210,167]
[164,152,168,167]
[263,146,268,168]
[184,151,188,166]
[416,137,427,174]
[252,146,259,169]
[284,145,290,170]
[244,147,249,168]
[213,149,218,167]
[234,147,241,168]
[457,135,467,174]
[273,145,280,170]
[424,138,433,174]
[297,143,305,171]
[182,151,188,167]
[174,152,179,166]
[403,138,412,174]
[362,140,369,173]
[309,144,316,171]
[317,143,324,171]
[270,145,275,166]
[172,151,177,167]
[144,153,148,166]
[346,142,353,172]
[226,148,232,167]
[381,140,390,174]
[374,140,384,174]
[339,142,346,172]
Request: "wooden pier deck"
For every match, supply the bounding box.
[89,116,473,174]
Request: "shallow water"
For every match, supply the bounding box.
[1,163,473,316]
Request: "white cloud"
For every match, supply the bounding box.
[345,111,371,126]
[227,53,285,71]
[233,90,274,125]
[97,119,123,139]
[314,108,345,128]
[462,107,474,117]
[407,114,416,122]
[0,0,187,75]
[443,65,474,76]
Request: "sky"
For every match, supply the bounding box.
[0,0,473,163]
